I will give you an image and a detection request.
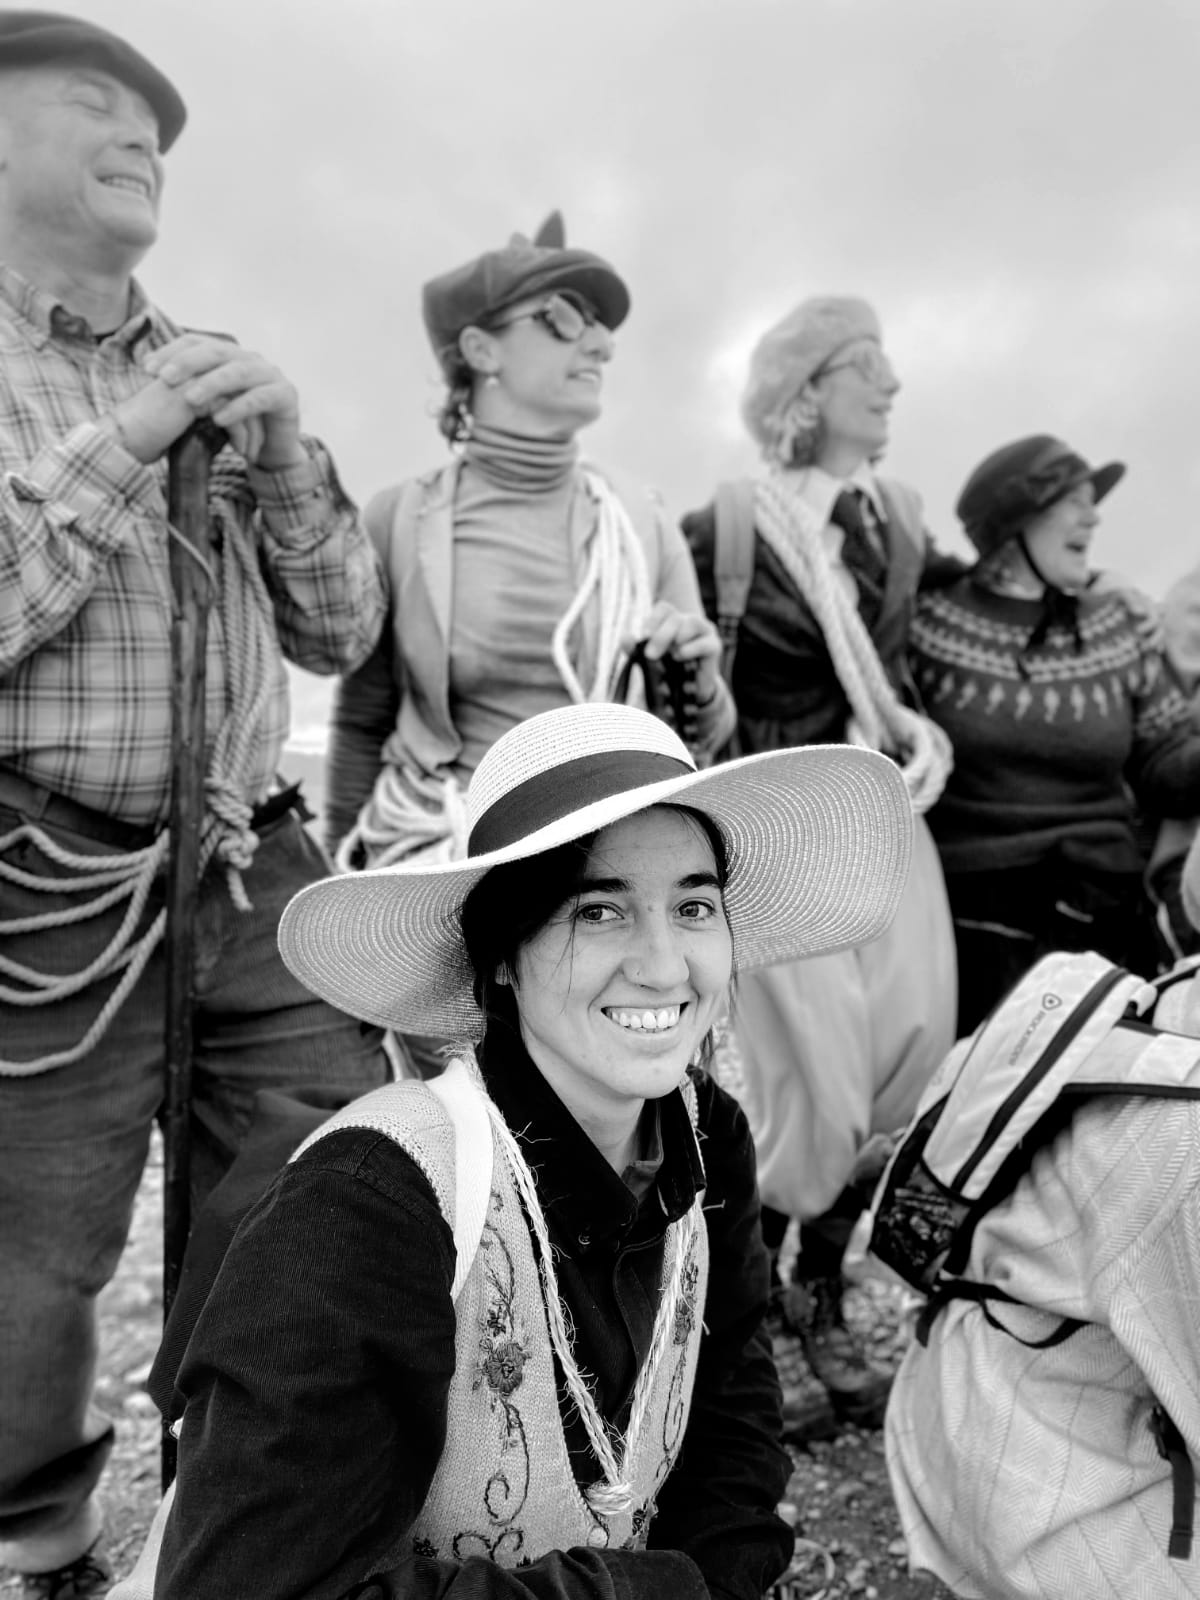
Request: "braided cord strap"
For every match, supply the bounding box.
[482,1080,702,1518]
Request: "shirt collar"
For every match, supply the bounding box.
[0,261,162,350]
[478,1024,705,1253]
[778,461,886,528]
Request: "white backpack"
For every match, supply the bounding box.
[869,950,1200,1561]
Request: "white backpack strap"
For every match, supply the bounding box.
[922,953,1144,1196]
[428,1056,494,1297]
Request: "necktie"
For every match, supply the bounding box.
[830,489,886,630]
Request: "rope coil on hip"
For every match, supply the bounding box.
[340,469,654,872]
[0,496,280,1076]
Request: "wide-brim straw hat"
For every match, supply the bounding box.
[280,702,914,1037]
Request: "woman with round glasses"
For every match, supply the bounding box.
[681,295,961,1440]
[324,217,732,899]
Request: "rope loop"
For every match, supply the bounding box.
[0,494,280,1073]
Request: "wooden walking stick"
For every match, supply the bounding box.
[161,420,223,1487]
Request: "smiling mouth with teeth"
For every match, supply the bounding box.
[102,177,151,198]
[604,1004,683,1033]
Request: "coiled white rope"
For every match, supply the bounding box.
[342,469,653,871]
[0,484,280,1076]
[333,768,469,874]
[482,1075,702,1519]
[551,469,653,705]
[754,475,953,815]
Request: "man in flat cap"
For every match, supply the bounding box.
[0,12,390,1594]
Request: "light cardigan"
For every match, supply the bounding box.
[324,459,734,852]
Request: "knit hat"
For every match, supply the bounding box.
[741,296,881,458]
[279,701,913,1037]
[0,10,186,150]
[956,435,1126,559]
[422,212,631,376]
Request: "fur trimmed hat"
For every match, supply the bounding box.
[0,10,186,150]
[956,435,1126,559]
[422,212,630,376]
[741,296,881,460]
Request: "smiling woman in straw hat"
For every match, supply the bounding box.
[147,701,911,1600]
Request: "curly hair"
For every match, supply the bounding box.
[742,382,824,469]
[435,347,478,447]
[972,535,1030,589]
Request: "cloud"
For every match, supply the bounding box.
[58,0,1200,735]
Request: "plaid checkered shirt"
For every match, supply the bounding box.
[0,264,385,825]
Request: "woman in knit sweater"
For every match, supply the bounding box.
[323,215,732,879]
[910,433,1200,1033]
[137,702,914,1600]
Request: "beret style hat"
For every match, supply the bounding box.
[956,434,1126,559]
[421,211,631,375]
[279,700,914,1038]
[0,10,186,150]
[741,295,881,454]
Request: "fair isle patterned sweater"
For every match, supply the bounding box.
[909,579,1200,876]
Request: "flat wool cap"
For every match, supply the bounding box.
[422,214,630,374]
[0,10,186,150]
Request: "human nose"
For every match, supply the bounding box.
[118,109,162,162]
[625,916,689,988]
[582,321,614,362]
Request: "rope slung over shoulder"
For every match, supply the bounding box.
[753,473,953,814]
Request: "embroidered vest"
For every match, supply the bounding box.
[295,1074,710,1565]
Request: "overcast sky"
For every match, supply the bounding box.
[60,0,1200,737]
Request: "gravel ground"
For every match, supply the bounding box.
[0,1138,953,1599]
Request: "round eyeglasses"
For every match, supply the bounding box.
[492,290,605,344]
[816,344,897,387]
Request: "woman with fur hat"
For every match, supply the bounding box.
[910,434,1200,1032]
[324,216,732,889]
[135,701,913,1600]
[681,296,961,1440]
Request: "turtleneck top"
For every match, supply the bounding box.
[450,422,592,780]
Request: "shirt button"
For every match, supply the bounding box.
[586,1525,609,1549]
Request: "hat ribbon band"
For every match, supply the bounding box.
[468,750,694,858]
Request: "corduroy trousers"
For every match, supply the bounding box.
[0,805,387,1576]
